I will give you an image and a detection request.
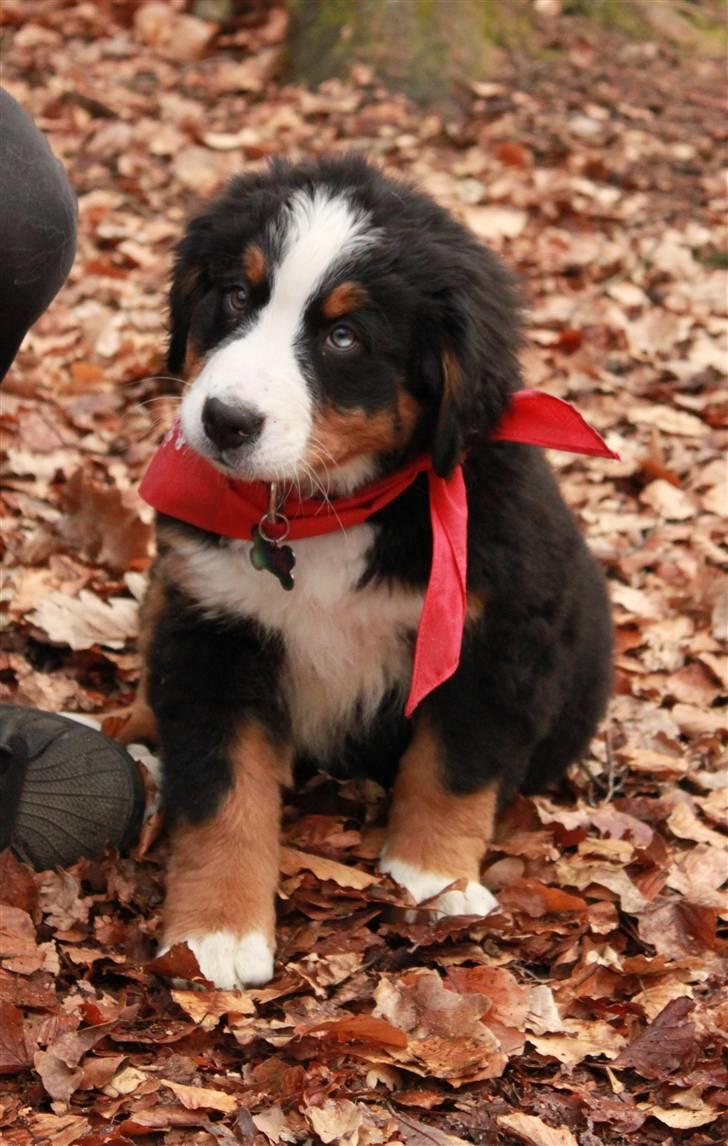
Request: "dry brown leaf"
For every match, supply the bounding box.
[666,799,726,849]
[162,1077,238,1113]
[554,858,648,913]
[253,1104,288,1143]
[133,2,214,60]
[670,703,727,736]
[613,997,695,1079]
[306,1099,363,1146]
[60,469,152,572]
[638,1104,719,1128]
[666,844,727,907]
[461,205,528,241]
[627,405,706,437]
[528,1019,626,1066]
[24,1114,90,1146]
[29,589,138,650]
[0,1002,32,1075]
[279,846,376,889]
[0,906,41,975]
[498,1112,578,1146]
[311,1013,408,1049]
[610,584,665,620]
[640,479,697,521]
[170,988,255,1029]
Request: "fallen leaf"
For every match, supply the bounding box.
[311,1014,408,1049]
[279,846,376,889]
[253,1104,288,1143]
[0,905,41,974]
[627,405,706,437]
[613,997,695,1079]
[498,1112,578,1146]
[60,469,152,572]
[171,987,255,1029]
[640,479,697,521]
[0,1002,32,1075]
[161,1077,238,1113]
[306,1099,363,1146]
[30,590,138,650]
[23,1114,90,1146]
[0,852,38,915]
[134,2,214,60]
[462,205,528,240]
[528,1019,626,1066]
[639,1104,719,1128]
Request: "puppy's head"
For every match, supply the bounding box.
[170,156,522,490]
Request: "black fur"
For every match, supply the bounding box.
[147,578,289,826]
[152,154,612,832]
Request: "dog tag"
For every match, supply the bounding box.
[250,525,295,590]
[250,483,296,590]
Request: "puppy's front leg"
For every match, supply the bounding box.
[380,714,499,918]
[163,721,287,988]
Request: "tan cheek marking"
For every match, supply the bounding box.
[467,591,486,625]
[184,347,203,377]
[308,407,401,466]
[243,242,266,285]
[321,281,367,319]
[384,717,498,880]
[306,389,420,469]
[163,724,290,945]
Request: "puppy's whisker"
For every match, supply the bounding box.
[300,458,348,539]
[137,396,183,410]
[128,373,186,388]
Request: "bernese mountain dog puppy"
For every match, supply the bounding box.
[131,155,613,989]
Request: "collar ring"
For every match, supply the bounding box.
[258,510,291,544]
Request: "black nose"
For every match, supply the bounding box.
[202,398,264,452]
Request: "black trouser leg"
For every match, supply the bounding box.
[0,88,77,380]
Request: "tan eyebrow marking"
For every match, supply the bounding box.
[242,243,266,285]
[321,281,368,320]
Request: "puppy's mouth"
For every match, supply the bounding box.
[197,444,300,485]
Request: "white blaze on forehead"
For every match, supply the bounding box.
[180,188,375,479]
[273,187,373,308]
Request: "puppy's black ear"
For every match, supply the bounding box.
[432,253,524,479]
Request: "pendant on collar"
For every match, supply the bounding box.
[249,482,296,590]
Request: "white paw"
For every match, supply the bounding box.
[434,882,499,918]
[380,855,498,920]
[162,929,275,988]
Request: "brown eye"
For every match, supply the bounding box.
[326,324,359,352]
[224,285,249,314]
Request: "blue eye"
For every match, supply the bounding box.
[224,285,249,314]
[326,324,359,351]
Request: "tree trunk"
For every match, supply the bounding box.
[285,0,502,104]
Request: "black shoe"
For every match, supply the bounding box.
[0,704,145,870]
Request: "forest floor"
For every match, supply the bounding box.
[0,2,726,1144]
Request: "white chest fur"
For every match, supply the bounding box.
[173,526,423,758]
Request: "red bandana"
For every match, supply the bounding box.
[140,390,617,717]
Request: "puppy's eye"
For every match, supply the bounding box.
[223,286,249,315]
[326,324,359,352]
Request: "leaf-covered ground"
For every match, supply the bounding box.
[0,3,726,1144]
